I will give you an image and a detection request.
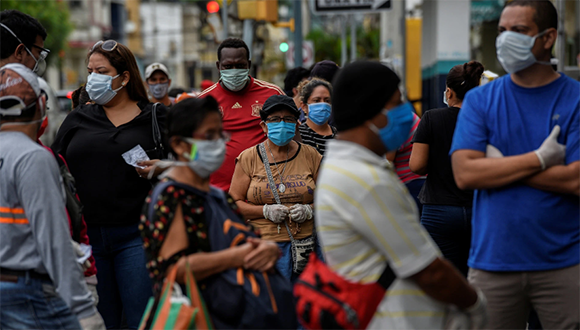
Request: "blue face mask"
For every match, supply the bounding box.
[368,102,414,152]
[266,122,296,146]
[86,73,123,105]
[307,102,332,125]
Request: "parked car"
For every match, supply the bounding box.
[56,90,73,112]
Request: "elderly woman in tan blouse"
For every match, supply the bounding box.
[230,94,323,282]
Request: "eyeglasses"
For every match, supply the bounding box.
[265,116,298,124]
[183,131,231,143]
[91,40,118,52]
[0,23,50,62]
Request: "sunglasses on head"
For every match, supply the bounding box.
[91,40,118,52]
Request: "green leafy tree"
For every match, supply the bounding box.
[1,0,73,65]
[306,26,380,64]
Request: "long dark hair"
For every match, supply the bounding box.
[446,61,484,100]
[87,41,148,103]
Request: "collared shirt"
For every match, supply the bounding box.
[315,139,447,329]
[198,77,285,191]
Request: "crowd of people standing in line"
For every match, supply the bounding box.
[1,0,579,329]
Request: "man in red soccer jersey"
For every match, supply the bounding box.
[198,38,285,191]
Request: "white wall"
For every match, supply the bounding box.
[140,3,185,86]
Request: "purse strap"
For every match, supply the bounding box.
[151,103,164,159]
[258,143,296,243]
[258,143,395,289]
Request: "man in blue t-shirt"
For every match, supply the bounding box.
[450,1,579,329]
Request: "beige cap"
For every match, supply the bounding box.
[144,62,169,80]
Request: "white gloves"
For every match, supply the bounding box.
[446,288,487,330]
[72,241,91,271]
[485,125,566,171]
[534,125,566,170]
[263,204,289,223]
[485,145,504,158]
[289,204,313,223]
[79,312,106,330]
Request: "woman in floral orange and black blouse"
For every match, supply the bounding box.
[139,97,280,296]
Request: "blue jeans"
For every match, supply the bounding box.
[421,204,472,277]
[88,223,152,329]
[0,273,82,329]
[405,178,426,217]
[276,236,324,283]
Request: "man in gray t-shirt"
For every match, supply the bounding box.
[0,63,104,329]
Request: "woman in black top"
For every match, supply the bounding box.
[52,40,168,329]
[409,60,484,277]
[297,78,336,155]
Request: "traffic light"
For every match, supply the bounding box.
[279,42,289,53]
[206,1,220,13]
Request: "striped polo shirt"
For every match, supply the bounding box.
[315,139,448,329]
[298,122,336,155]
[394,113,426,183]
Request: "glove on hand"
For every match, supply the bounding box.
[72,240,91,271]
[263,204,289,224]
[289,204,313,223]
[534,125,566,170]
[485,145,504,158]
[446,288,487,330]
[79,312,106,330]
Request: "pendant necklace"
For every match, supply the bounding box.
[266,141,289,194]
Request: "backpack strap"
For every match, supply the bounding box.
[51,151,83,242]
[377,263,396,290]
[147,180,179,221]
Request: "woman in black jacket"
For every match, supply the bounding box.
[52,40,167,329]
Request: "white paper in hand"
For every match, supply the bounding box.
[122,145,150,169]
[76,243,92,264]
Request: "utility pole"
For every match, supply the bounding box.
[222,0,228,40]
[243,20,254,58]
[341,15,347,66]
[350,14,356,63]
[294,0,303,68]
[556,0,565,72]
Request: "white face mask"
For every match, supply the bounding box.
[496,30,551,74]
[86,73,123,105]
[443,89,449,106]
[149,82,169,99]
[181,137,226,178]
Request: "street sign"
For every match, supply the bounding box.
[313,0,391,14]
[286,41,315,68]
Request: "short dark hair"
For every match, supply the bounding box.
[505,0,558,32]
[1,10,47,60]
[167,96,221,148]
[446,61,484,100]
[168,88,185,98]
[299,78,332,105]
[283,67,311,95]
[88,41,149,103]
[217,38,250,62]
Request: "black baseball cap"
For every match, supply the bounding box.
[260,94,300,121]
